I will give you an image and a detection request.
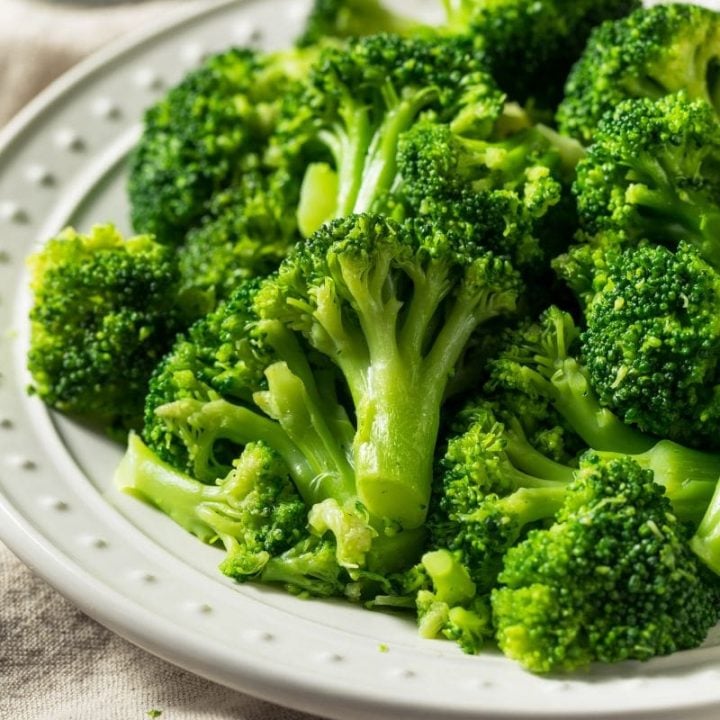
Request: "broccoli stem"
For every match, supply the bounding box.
[253,362,356,506]
[324,102,372,220]
[504,431,577,485]
[469,485,569,531]
[354,354,441,529]
[595,440,720,522]
[691,480,720,574]
[116,432,221,543]
[627,182,720,269]
[353,87,438,213]
[533,358,654,455]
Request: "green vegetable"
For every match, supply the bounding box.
[27,224,189,433]
[572,92,720,258]
[269,33,501,238]
[558,3,720,143]
[129,46,317,245]
[493,453,720,673]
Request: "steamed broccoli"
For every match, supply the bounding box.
[580,241,720,448]
[129,46,317,245]
[256,213,521,529]
[489,307,720,522]
[429,398,575,593]
[27,224,190,433]
[572,93,720,261]
[493,453,720,673]
[449,0,641,108]
[269,33,502,238]
[118,435,307,580]
[177,169,299,312]
[132,213,519,594]
[558,3,720,143]
[396,115,583,268]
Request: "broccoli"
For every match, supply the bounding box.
[449,0,641,108]
[572,93,720,262]
[558,3,720,143]
[132,213,519,594]
[27,224,190,434]
[297,0,424,48]
[488,306,720,521]
[128,46,317,245]
[177,169,299,312]
[257,214,520,529]
[117,435,307,580]
[396,115,583,268]
[580,241,720,448]
[415,549,493,655]
[429,398,575,594]
[492,453,720,673]
[269,33,502,238]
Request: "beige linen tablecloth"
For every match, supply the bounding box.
[0,2,317,718]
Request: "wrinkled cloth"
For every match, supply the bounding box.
[0,1,318,718]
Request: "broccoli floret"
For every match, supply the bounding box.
[492,453,720,673]
[129,46,317,245]
[297,0,424,47]
[117,435,307,580]
[558,4,720,143]
[415,549,493,654]
[430,398,575,593]
[396,116,583,268]
[488,307,720,520]
[177,169,299,312]
[270,33,502,238]
[143,278,350,489]
[27,224,189,434]
[446,0,640,107]
[257,213,521,530]
[573,93,720,263]
[133,213,518,596]
[581,241,720,448]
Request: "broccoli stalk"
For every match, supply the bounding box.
[117,435,307,579]
[258,214,521,529]
[490,307,720,522]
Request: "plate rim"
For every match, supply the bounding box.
[2,2,720,719]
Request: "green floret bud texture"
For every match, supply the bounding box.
[456,0,641,108]
[28,224,187,433]
[272,33,503,237]
[493,454,720,673]
[582,242,720,448]
[129,46,316,245]
[558,3,720,143]
[116,433,307,581]
[573,92,720,259]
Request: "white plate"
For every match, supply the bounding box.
[3,1,720,718]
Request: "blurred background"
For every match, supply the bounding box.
[0,0,197,126]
